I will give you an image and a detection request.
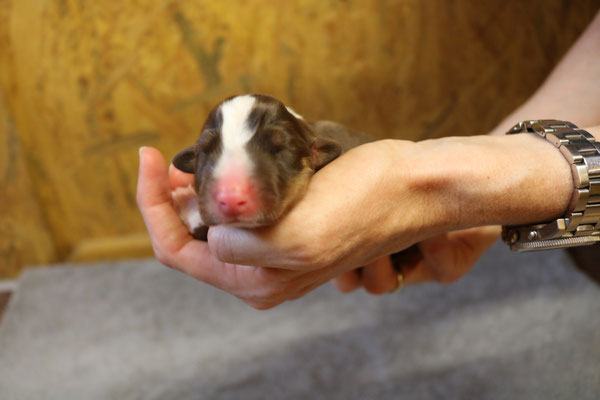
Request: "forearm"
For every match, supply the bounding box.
[406,126,600,232]
[422,12,600,231]
[490,11,600,136]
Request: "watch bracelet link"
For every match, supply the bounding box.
[502,119,600,251]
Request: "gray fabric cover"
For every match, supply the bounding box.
[0,241,598,399]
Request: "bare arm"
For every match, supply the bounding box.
[491,11,600,135]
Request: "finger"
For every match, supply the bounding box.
[137,147,196,258]
[208,225,304,269]
[331,270,361,293]
[360,256,396,294]
[169,163,194,189]
[446,225,501,266]
[175,241,253,290]
[421,225,500,284]
[390,245,429,285]
[401,258,432,285]
[403,226,501,285]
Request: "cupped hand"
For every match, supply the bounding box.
[137,146,309,309]
[136,146,377,309]
[204,139,472,299]
[138,140,435,308]
[138,140,498,309]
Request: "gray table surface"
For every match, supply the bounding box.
[0,241,598,400]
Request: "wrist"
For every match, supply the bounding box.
[408,133,575,231]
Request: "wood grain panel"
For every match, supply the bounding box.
[0,90,57,278]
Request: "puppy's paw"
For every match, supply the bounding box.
[171,186,207,240]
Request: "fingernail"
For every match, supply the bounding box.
[139,146,147,160]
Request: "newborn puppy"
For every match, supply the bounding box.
[171,94,371,240]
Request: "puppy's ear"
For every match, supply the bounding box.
[172,146,196,173]
[311,138,342,171]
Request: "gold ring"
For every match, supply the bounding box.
[393,270,404,293]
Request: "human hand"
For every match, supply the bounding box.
[138,140,439,308]
[207,132,577,301]
[137,146,329,309]
[138,131,573,309]
[204,138,470,303]
[332,226,501,294]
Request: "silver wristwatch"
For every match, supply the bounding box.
[502,120,600,251]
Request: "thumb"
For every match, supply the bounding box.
[136,146,172,209]
[208,225,302,269]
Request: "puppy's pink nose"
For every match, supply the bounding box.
[214,180,257,218]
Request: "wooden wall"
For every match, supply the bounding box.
[1,0,599,277]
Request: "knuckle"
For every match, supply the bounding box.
[435,269,462,284]
[295,245,329,269]
[152,246,169,265]
[332,279,352,293]
[284,230,331,269]
[155,251,173,269]
[257,283,289,303]
[211,231,236,264]
[249,274,293,305]
[151,242,176,269]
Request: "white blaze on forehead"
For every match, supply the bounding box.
[220,95,257,150]
[215,95,257,177]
